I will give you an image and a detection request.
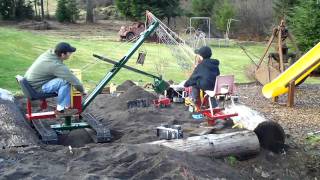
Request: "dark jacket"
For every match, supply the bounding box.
[184,58,220,90]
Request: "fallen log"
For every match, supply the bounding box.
[148,130,260,158]
[225,104,285,153]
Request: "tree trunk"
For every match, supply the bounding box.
[12,0,16,19]
[46,0,49,19]
[38,2,41,19]
[148,130,260,158]
[86,0,94,23]
[40,0,44,21]
[34,0,38,17]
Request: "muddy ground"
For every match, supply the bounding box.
[0,82,319,179]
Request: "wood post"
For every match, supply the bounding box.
[272,96,278,102]
[283,58,320,107]
[256,29,277,69]
[278,25,284,72]
[287,80,295,107]
[148,130,260,158]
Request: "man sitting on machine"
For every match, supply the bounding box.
[24,42,86,117]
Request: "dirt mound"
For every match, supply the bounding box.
[87,85,157,112]
[116,80,136,92]
[119,85,157,100]
[86,85,191,144]
[118,85,157,108]
[0,143,246,179]
[0,99,39,148]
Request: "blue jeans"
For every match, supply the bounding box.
[42,78,71,111]
[192,87,218,108]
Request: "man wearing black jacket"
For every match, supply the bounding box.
[184,46,220,107]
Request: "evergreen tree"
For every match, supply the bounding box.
[0,0,33,20]
[213,0,235,32]
[115,0,133,18]
[55,0,79,23]
[273,0,299,20]
[15,0,34,20]
[0,0,14,20]
[158,0,181,25]
[56,0,68,22]
[115,0,181,21]
[289,0,320,52]
[191,0,216,17]
[68,0,79,23]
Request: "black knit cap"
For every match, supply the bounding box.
[55,42,76,53]
[195,46,212,58]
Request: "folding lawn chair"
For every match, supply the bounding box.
[204,75,235,116]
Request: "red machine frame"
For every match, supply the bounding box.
[25,92,82,121]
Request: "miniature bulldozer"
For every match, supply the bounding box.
[16,19,160,144]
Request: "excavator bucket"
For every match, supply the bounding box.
[153,78,170,94]
[136,51,146,65]
[254,63,281,85]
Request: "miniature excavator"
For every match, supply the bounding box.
[16,19,161,144]
[255,20,301,85]
[92,54,169,94]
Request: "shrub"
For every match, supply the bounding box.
[56,0,79,23]
[0,0,33,20]
[289,0,320,52]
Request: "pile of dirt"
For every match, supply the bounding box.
[0,143,246,179]
[87,83,190,144]
[0,99,39,148]
[116,80,136,92]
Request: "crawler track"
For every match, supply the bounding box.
[82,113,112,143]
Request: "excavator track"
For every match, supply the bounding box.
[82,113,112,143]
[32,119,58,144]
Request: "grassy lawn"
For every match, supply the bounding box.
[0,27,318,94]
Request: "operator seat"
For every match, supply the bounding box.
[15,75,57,100]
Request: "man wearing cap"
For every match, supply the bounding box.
[25,42,85,116]
[184,46,220,107]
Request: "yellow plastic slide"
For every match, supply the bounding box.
[262,42,320,98]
